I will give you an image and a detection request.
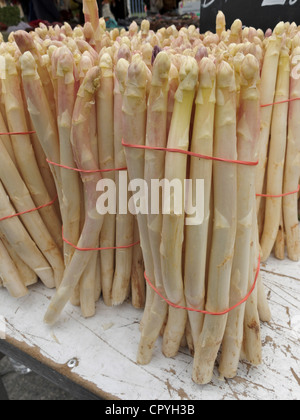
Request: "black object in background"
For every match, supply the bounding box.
[30,0,60,22]
[200,0,300,33]
[111,0,127,21]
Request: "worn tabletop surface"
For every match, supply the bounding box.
[0,256,299,400]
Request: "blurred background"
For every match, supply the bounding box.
[0,0,200,35]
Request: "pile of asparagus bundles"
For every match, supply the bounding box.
[0,0,299,384]
[256,24,300,263]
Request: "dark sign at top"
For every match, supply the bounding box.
[200,0,300,33]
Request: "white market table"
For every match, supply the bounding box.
[0,256,299,400]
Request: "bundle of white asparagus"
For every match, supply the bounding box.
[0,2,146,316]
[0,1,299,383]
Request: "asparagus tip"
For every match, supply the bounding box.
[152,51,171,86]
[217,60,236,89]
[240,54,260,85]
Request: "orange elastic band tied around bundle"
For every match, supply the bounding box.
[0,130,59,223]
[256,185,300,198]
[0,195,58,223]
[46,159,139,251]
[122,140,300,198]
[62,227,139,251]
[122,139,259,166]
[144,255,261,316]
[46,159,127,174]
[261,97,300,108]
[0,131,36,136]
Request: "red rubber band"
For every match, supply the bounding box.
[256,185,300,198]
[47,158,127,174]
[144,255,260,316]
[0,131,36,136]
[261,97,300,108]
[62,227,140,251]
[122,139,259,167]
[0,195,58,223]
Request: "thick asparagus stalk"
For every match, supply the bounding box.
[137,51,171,365]
[184,57,216,348]
[260,45,290,262]
[20,52,63,213]
[219,54,260,379]
[193,61,237,385]
[14,30,57,122]
[121,57,156,328]
[283,46,300,261]
[82,0,101,52]
[112,57,134,307]
[216,11,226,39]
[96,53,116,305]
[44,67,104,324]
[55,46,82,267]
[161,56,198,358]
[255,23,284,212]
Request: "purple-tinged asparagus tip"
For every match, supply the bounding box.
[265,29,273,38]
[195,46,208,64]
[152,46,162,66]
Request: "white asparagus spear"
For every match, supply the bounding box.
[44,67,104,325]
[255,23,284,212]
[73,50,99,312]
[20,52,63,216]
[216,11,226,39]
[260,44,290,262]
[161,56,199,359]
[55,46,82,267]
[184,57,216,348]
[283,46,300,262]
[82,0,102,52]
[193,61,238,385]
[19,75,59,213]
[97,53,116,305]
[14,30,57,122]
[79,61,100,318]
[120,57,156,329]
[219,54,260,379]
[137,51,171,365]
[112,57,134,307]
